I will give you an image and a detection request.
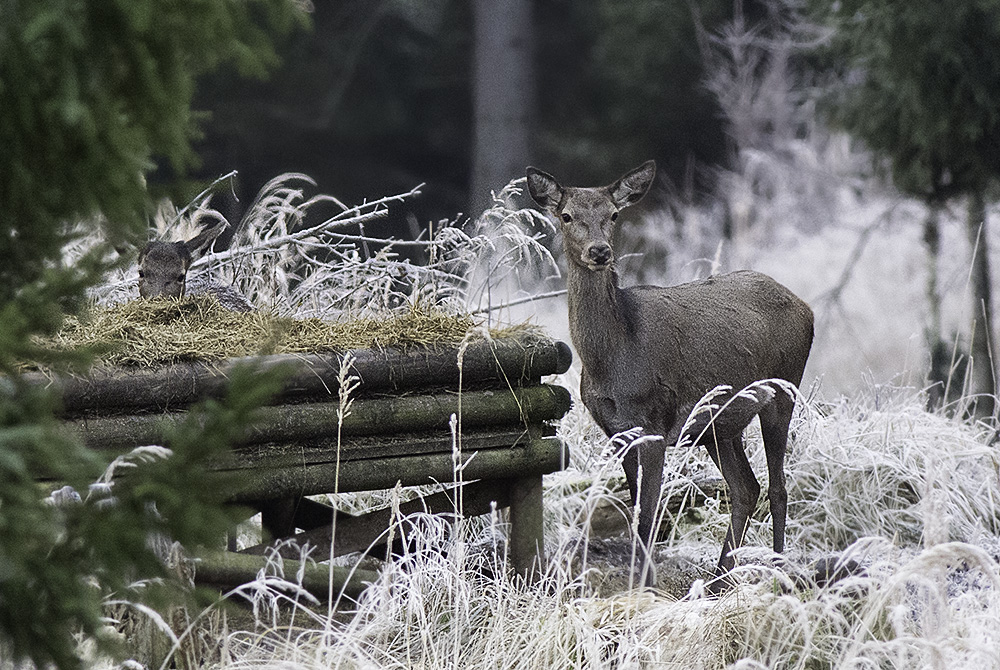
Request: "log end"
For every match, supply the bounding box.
[553,340,573,375]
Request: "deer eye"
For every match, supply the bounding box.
[611,211,619,222]
[137,270,145,279]
[176,275,185,283]
[561,212,572,223]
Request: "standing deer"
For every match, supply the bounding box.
[527,160,813,589]
[138,220,252,312]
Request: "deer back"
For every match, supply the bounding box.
[583,270,812,442]
[628,270,813,393]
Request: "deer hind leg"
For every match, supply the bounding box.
[621,437,666,587]
[759,393,794,555]
[707,434,760,575]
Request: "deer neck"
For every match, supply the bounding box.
[565,262,628,374]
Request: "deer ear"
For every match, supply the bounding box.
[173,242,192,272]
[608,160,655,209]
[182,220,227,258]
[526,167,563,211]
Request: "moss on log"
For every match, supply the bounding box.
[224,427,548,471]
[65,384,571,452]
[220,427,566,502]
[24,335,572,416]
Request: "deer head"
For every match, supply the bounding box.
[526,160,655,271]
[138,221,226,298]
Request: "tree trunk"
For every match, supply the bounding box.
[924,202,949,410]
[965,190,996,420]
[470,0,535,215]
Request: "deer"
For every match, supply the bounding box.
[138,220,253,312]
[526,160,814,591]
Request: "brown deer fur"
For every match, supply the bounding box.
[527,160,813,589]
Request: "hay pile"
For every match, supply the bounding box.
[32,296,522,369]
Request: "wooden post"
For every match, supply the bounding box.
[508,474,544,582]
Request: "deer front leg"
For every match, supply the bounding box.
[622,437,666,588]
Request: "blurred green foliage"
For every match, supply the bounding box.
[812,0,1000,414]
[538,0,732,187]
[0,367,287,669]
[0,1,305,668]
[816,0,1000,200]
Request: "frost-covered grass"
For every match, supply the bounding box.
[129,380,1000,670]
[63,141,1000,669]
[86,173,556,320]
[73,161,1000,670]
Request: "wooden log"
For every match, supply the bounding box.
[241,479,514,559]
[222,427,550,472]
[23,335,573,416]
[65,384,571,453]
[194,551,379,601]
[220,429,567,503]
[508,475,544,581]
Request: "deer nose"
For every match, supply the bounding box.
[587,244,613,267]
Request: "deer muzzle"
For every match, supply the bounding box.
[583,243,613,270]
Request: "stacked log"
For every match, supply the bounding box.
[24,335,572,413]
[31,333,574,594]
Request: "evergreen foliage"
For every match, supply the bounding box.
[0,0,305,301]
[535,0,734,188]
[1,368,286,669]
[815,0,1000,416]
[817,0,1000,200]
[0,1,306,667]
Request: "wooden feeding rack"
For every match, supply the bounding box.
[30,332,573,597]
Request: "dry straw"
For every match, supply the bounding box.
[28,296,531,371]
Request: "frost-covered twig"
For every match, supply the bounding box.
[86,172,563,322]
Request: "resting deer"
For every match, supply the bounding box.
[527,161,813,589]
[138,221,253,312]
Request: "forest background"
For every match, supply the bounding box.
[5,0,1000,668]
[189,0,752,227]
